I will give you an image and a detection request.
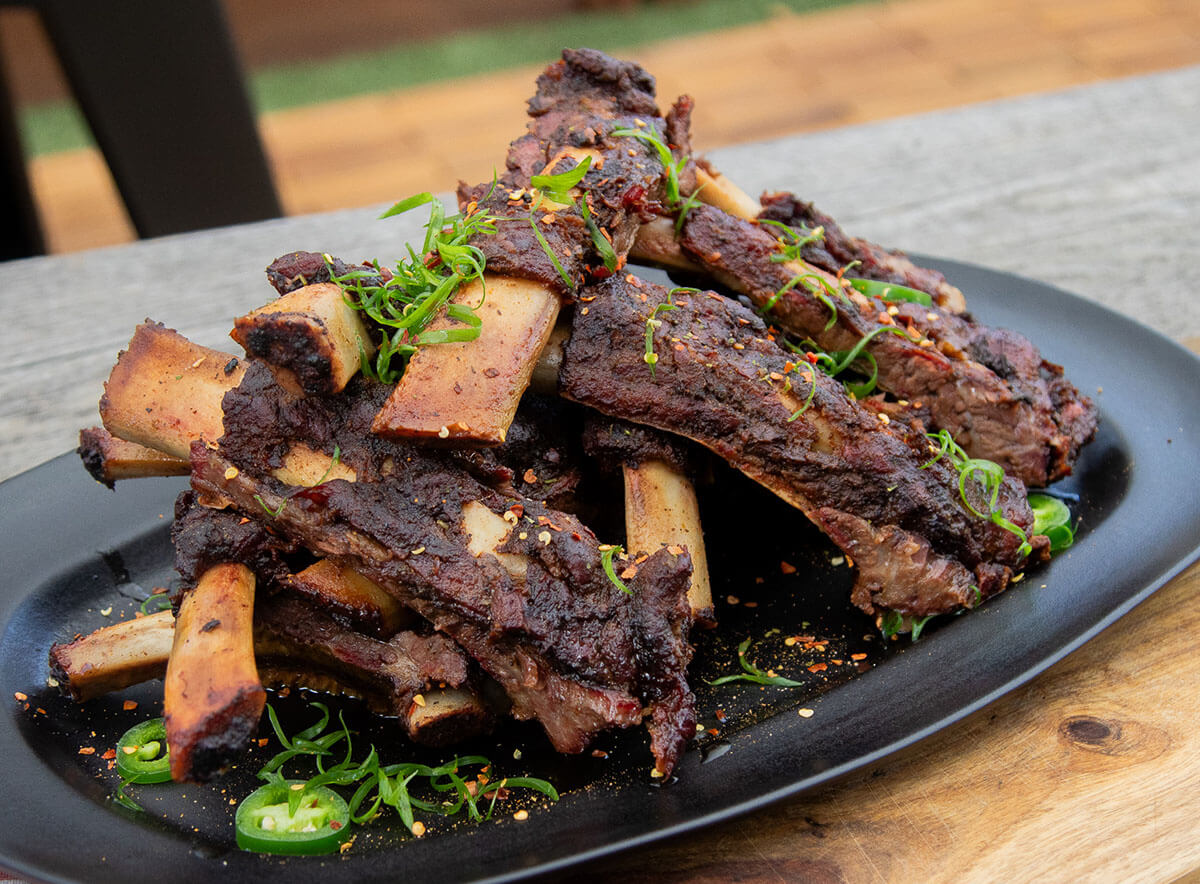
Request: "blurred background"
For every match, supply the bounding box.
[1,0,1196,255]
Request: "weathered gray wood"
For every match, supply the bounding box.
[1,66,1197,482]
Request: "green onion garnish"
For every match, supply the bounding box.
[610,125,688,208]
[707,637,805,687]
[759,218,826,263]
[920,429,1032,556]
[329,190,497,383]
[643,295,680,378]
[598,544,631,594]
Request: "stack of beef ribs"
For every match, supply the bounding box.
[56,49,1096,783]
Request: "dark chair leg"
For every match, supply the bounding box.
[0,29,45,260]
[37,0,282,239]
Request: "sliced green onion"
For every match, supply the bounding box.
[598,544,631,594]
[707,637,805,687]
[531,156,592,202]
[643,296,679,378]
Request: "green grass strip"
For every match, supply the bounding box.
[20,0,872,156]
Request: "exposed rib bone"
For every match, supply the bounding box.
[372,275,560,445]
[99,324,353,486]
[164,563,264,782]
[694,166,763,223]
[100,322,245,459]
[49,600,488,745]
[78,426,189,486]
[231,282,375,396]
[285,558,412,638]
[624,460,713,624]
[50,610,176,701]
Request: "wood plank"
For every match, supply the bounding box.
[577,560,1200,883]
[23,0,1200,255]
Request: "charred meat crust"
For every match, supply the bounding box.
[218,364,587,508]
[253,594,483,743]
[560,274,1041,616]
[77,426,114,488]
[457,49,678,295]
[184,696,265,783]
[756,191,965,311]
[266,251,387,297]
[679,204,1097,486]
[173,490,301,591]
[582,415,699,477]
[197,366,697,772]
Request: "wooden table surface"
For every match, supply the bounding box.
[1,67,1198,883]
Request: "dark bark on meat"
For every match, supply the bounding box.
[582,416,698,477]
[450,393,589,512]
[253,594,489,744]
[679,205,1097,486]
[560,274,1045,617]
[757,191,966,311]
[173,490,301,591]
[266,251,387,296]
[457,49,683,295]
[196,366,696,772]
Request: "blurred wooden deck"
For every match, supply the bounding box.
[27,0,1200,254]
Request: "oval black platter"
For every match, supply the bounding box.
[1,258,1199,884]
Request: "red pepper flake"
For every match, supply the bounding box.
[620,565,638,580]
[832,659,844,665]
[523,468,538,484]
[122,700,138,711]
[707,728,720,737]
[805,352,819,365]
[258,738,270,747]
[851,653,868,661]
[591,749,608,758]
[625,274,643,288]
[13,691,26,702]
[78,746,96,755]
[779,560,797,575]
[743,601,759,608]
[102,749,116,760]
[329,820,343,831]
[715,709,727,722]
[571,532,582,541]
[666,544,684,556]
[807,663,828,673]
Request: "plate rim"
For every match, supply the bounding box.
[2,256,1199,884]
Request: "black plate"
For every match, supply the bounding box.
[2,259,1199,883]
